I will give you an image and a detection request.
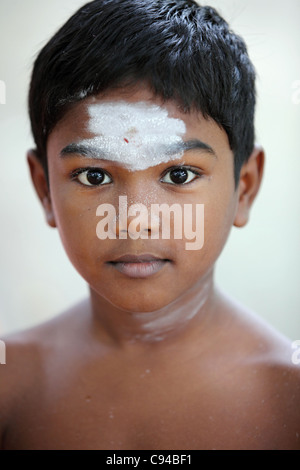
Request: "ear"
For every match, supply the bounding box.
[234,145,265,228]
[27,149,56,228]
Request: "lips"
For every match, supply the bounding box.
[107,253,171,278]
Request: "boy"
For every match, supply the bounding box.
[0,0,299,450]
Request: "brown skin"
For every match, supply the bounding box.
[1,86,299,450]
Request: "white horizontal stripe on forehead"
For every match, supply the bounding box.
[79,101,186,171]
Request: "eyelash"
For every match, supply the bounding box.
[70,166,203,187]
[160,166,203,185]
[70,167,112,187]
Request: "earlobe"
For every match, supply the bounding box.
[27,149,57,228]
[234,145,265,228]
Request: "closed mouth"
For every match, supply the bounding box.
[108,253,171,263]
[107,254,171,278]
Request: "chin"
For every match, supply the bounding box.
[105,291,173,314]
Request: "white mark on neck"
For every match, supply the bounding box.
[128,279,211,343]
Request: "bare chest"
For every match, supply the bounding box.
[3,367,282,450]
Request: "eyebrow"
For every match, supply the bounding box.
[59,139,217,159]
[173,140,217,158]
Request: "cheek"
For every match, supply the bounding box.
[50,186,103,269]
[175,185,237,278]
[202,186,237,263]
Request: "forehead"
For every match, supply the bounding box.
[47,86,232,161]
[84,100,186,137]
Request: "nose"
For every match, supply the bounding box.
[115,196,160,239]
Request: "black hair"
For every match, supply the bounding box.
[28,0,256,187]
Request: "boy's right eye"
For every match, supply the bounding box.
[71,168,112,186]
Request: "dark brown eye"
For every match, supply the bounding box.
[86,170,105,185]
[169,168,189,184]
[75,169,112,186]
[161,167,200,185]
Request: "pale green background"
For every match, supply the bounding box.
[0,0,299,338]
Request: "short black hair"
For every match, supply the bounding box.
[28,0,256,187]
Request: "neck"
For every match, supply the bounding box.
[88,271,218,347]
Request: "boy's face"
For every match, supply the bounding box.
[33,86,255,313]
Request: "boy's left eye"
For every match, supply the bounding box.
[161,167,201,185]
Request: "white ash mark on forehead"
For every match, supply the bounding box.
[80,101,186,171]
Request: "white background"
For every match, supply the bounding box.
[0,0,299,338]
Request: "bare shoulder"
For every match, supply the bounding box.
[216,291,300,449]
[0,328,45,449]
[0,299,89,449]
